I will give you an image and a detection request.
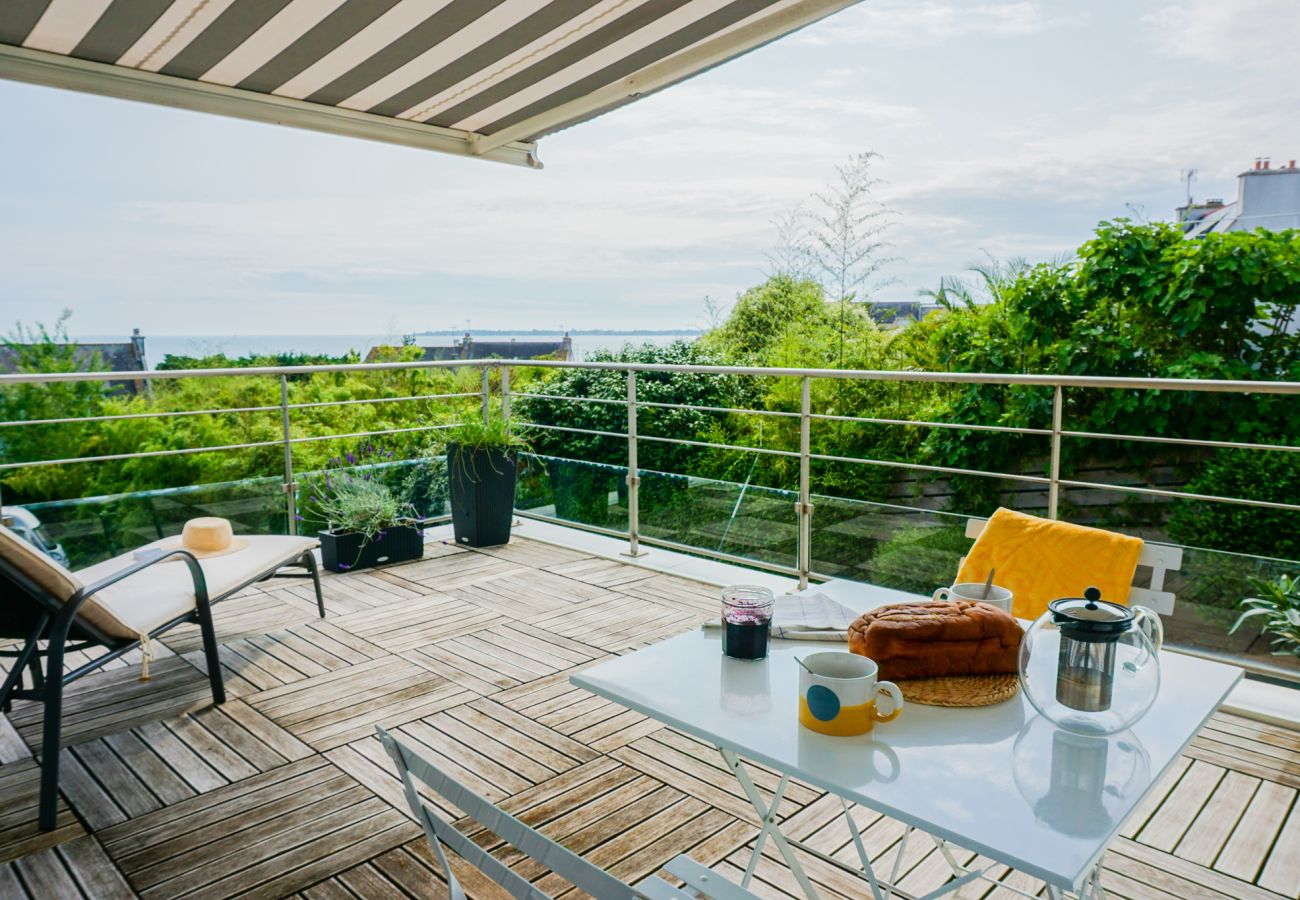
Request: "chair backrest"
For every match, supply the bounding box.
[377,726,646,900]
[963,518,1181,615]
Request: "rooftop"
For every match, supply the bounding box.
[0,528,1296,899]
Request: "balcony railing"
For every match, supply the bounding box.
[3,358,1299,680]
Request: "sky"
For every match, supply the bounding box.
[1,0,1297,337]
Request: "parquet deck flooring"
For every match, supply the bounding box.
[0,534,1295,898]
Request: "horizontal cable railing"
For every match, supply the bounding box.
[2,358,1298,603]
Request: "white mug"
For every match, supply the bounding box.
[798,652,903,737]
[934,582,1013,615]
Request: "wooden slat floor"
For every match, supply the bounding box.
[0,535,1296,899]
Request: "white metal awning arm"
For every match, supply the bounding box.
[0,44,542,169]
[470,0,863,155]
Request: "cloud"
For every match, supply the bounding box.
[801,0,1085,47]
[1142,0,1296,65]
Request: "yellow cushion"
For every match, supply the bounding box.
[955,508,1143,620]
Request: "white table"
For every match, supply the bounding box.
[571,628,1241,900]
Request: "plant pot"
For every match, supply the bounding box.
[448,444,518,547]
[318,524,424,573]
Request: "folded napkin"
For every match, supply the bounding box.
[704,592,858,641]
[956,507,1143,620]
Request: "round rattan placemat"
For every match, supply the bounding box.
[897,673,1020,707]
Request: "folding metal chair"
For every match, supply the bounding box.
[377,726,758,899]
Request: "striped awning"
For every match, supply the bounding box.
[0,0,861,168]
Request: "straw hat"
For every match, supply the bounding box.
[160,517,250,559]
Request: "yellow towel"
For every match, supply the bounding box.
[955,508,1143,620]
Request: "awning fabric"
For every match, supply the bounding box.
[0,0,861,168]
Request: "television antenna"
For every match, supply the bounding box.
[1179,168,1197,206]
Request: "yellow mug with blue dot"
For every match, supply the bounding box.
[799,652,904,736]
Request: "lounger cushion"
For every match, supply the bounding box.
[70,536,319,640]
[0,525,81,602]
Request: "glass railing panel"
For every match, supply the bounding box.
[515,454,629,533]
[18,476,288,568]
[809,495,972,591]
[639,471,797,571]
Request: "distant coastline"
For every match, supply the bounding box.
[74,331,699,362]
[409,328,700,336]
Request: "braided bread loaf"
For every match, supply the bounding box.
[847,600,1022,681]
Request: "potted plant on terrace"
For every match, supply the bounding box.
[439,416,530,547]
[307,452,424,572]
[1232,573,1300,658]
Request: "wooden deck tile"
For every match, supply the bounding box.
[1214,780,1297,882]
[385,551,529,592]
[182,620,389,696]
[99,756,419,899]
[543,556,660,589]
[1258,794,1300,897]
[523,593,701,653]
[330,595,505,653]
[403,622,607,695]
[613,729,816,824]
[246,655,475,750]
[469,539,592,569]
[617,573,725,616]
[160,591,320,655]
[0,758,84,865]
[8,656,221,754]
[0,835,134,899]
[59,700,313,831]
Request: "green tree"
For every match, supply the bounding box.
[0,312,109,501]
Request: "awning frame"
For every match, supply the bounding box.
[0,42,542,169]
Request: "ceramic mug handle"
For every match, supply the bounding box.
[931,587,951,603]
[873,681,904,722]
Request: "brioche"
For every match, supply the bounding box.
[848,600,1022,681]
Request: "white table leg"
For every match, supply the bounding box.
[719,747,820,900]
[715,748,1077,900]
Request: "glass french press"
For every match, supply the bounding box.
[1019,587,1164,736]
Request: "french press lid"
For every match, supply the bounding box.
[1048,587,1133,642]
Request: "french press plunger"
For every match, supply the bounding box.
[1019,586,1164,736]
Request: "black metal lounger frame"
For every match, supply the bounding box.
[0,546,323,830]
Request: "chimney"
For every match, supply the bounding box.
[1290,160,1297,169]
[130,328,153,400]
[130,328,147,369]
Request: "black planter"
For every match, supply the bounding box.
[319,524,424,573]
[448,445,518,547]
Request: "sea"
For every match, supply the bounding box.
[75,332,699,363]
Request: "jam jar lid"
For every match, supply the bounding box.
[1048,586,1133,639]
[721,585,775,609]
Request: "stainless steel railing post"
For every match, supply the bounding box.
[280,375,296,536]
[1048,385,1063,519]
[500,366,511,425]
[624,371,645,558]
[481,367,490,425]
[797,376,813,589]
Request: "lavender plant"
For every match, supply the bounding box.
[304,446,419,544]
